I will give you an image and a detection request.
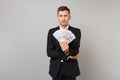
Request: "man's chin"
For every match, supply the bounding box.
[61,24,67,27]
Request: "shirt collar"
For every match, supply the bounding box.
[59,25,69,30]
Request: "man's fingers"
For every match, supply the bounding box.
[69,55,78,59]
[59,41,69,53]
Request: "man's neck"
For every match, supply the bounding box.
[61,26,67,29]
[60,25,69,30]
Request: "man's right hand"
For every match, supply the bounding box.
[59,41,69,54]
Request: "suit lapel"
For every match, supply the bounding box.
[56,26,60,30]
[68,26,73,31]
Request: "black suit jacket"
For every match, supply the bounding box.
[47,26,81,78]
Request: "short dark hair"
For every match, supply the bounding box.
[57,6,70,15]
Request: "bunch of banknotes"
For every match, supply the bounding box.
[53,29,76,44]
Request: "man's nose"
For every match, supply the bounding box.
[62,16,65,20]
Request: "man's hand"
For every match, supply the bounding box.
[68,55,78,59]
[59,41,69,54]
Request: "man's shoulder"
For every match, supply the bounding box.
[69,26,81,32]
[48,26,59,33]
[69,26,81,37]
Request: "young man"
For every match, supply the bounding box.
[47,6,81,80]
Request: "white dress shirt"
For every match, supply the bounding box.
[59,25,69,30]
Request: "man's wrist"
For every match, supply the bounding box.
[65,51,69,55]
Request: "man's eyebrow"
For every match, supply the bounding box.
[59,14,68,16]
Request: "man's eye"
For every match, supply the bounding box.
[64,15,68,17]
[60,15,63,17]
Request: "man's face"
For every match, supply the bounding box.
[57,10,71,27]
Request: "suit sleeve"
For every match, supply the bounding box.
[47,29,63,59]
[69,29,81,56]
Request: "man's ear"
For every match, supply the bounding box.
[69,16,71,20]
[57,15,59,20]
